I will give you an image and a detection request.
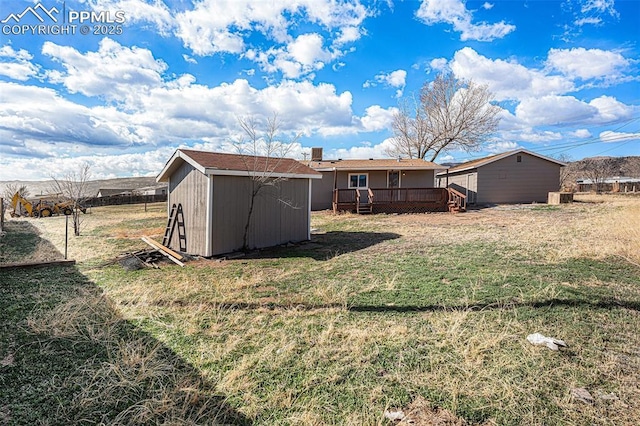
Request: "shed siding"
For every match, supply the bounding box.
[440,172,478,204]
[478,153,560,204]
[211,176,310,255]
[167,161,209,255]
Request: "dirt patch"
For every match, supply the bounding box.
[397,396,469,425]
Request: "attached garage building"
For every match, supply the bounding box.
[157,149,322,257]
[436,149,566,205]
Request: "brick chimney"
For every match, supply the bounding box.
[311,147,323,161]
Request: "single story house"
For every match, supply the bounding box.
[96,188,132,197]
[306,148,448,212]
[436,149,566,205]
[576,177,640,193]
[134,185,168,196]
[156,149,322,257]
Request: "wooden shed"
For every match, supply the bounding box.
[436,150,566,205]
[156,149,322,257]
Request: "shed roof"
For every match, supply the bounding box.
[157,149,322,182]
[436,149,566,175]
[306,158,446,172]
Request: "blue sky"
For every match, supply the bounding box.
[0,0,638,180]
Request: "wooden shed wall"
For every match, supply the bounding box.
[478,153,560,204]
[439,172,478,204]
[211,176,310,255]
[167,161,209,256]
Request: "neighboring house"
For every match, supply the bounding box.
[306,148,448,212]
[436,149,566,205]
[96,188,132,197]
[156,149,322,257]
[576,177,640,193]
[135,185,168,196]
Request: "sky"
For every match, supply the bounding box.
[0,0,638,181]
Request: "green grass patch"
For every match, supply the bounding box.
[2,205,639,424]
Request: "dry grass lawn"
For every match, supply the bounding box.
[2,194,639,425]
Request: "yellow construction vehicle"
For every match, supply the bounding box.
[10,192,87,218]
[10,192,53,218]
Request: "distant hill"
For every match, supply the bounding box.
[563,156,640,185]
[1,176,161,199]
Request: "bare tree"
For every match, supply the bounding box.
[579,158,617,193]
[555,153,573,191]
[3,183,30,201]
[388,73,501,162]
[51,163,91,236]
[234,114,302,251]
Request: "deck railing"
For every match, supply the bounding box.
[333,187,451,213]
[446,187,467,212]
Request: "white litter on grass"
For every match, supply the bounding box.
[526,333,567,351]
[384,409,405,421]
[571,387,594,404]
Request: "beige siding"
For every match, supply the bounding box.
[478,153,560,204]
[311,171,334,210]
[440,172,478,204]
[211,176,310,255]
[399,170,435,187]
[167,161,209,255]
[335,170,435,189]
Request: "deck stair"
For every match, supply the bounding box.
[446,188,467,213]
[162,203,187,252]
[356,203,373,214]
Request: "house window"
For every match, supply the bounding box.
[348,173,368,189]
[517,155,522,163]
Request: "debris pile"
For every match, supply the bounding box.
[103,237,187,270]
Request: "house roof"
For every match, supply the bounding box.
[436,149,566,175]
[306,158,446,172]
[97,188,132,196]
[577,176,640,184]
[157,149,322,182]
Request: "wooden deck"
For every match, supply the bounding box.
[332,188,466,214]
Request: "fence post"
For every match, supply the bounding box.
[0,197,4,233]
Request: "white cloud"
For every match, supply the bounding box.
[328,138,396,160]
[547,47,629,80]
[182,54,197,64]
[246,33,335,79]
[78,0,174,36]
[580,0,618,17]
[571,129,592,138]
[484,140,519,153]
[0,82,147,152]
[588,96,634,122]
[364,69,407,97]
[429,58,449,73]
[0,45,40,81]
[359,105,398,132]
[416,0,515,42]
[173,0,369,60]
[513,94,633,127]
[42,38,167,102]
[515,95,598,126]
[517,130,563,143]
[574,17,601,26]
[599,130,640,143]
[451,47,574,101]
[482,2,494,10]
